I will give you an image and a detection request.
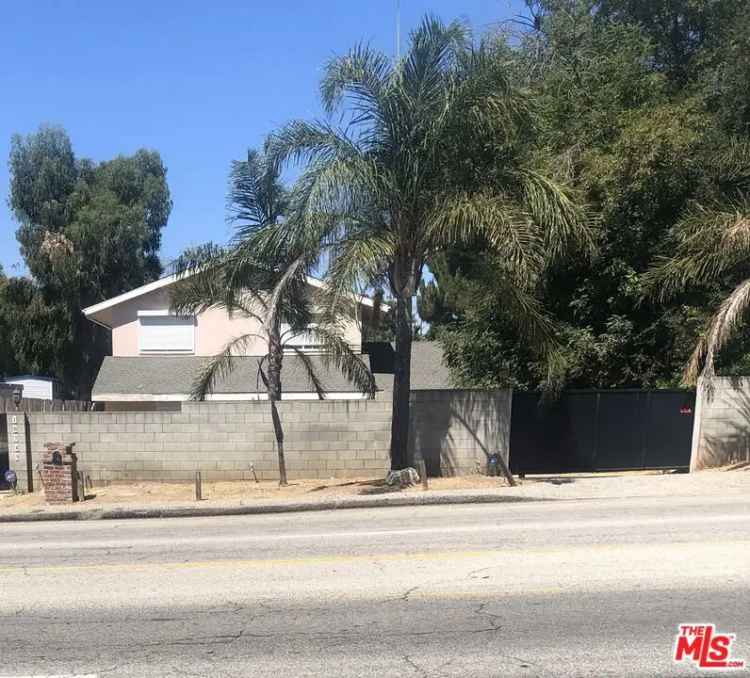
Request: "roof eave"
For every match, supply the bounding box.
[83,272,389,319]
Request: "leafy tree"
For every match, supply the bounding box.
[596,0,740,85]
[170,151,375,485]
[264,15,591,469]
[699,7,750,136]
[0,274,69,382]
[7,125,172,396]
[430,0,750,390]
[0,268,18,378]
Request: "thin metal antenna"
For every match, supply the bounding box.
[395,0,401,61]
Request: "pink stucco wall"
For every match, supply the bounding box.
[105,286,362,357]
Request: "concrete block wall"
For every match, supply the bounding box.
[17,399,392,489]
[0,414,7,475]
[409,389,512,476]
[690,378,750,470]
[12,390,512,489]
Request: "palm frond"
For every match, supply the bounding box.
[302,156,382,221]
[446,42,531,143]
[227,149,287,230]
[169,244,270,321]
[712,138,750,194]
[401,14,469,102]
[646,202,750,301]
[316,231,394,327]
[514,169,596,261]
[288,347,326,400]
[320,43,393,124]
[190,333,265,400]
[309,326,377,397]
[265,120,363,170]
[425,191,544,283]
[169,246,254,318]
[490,275,559,349]
[684,278,750,385]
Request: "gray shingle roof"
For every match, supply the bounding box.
[366,341,455,391]
[92,342,453,398]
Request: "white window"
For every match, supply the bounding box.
[138,311,195,354]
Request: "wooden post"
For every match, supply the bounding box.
[77,471,86,502]
[195,471,202,501]
[417,459,428,490]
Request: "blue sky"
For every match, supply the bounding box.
[0,0,525,276]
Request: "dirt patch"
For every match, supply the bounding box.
[0,474,511,512]
[2,467,749,516]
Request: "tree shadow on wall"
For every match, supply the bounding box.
[407,390,511,478]
[700,378,750,469]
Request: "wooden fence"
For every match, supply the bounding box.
[0,397,92,413]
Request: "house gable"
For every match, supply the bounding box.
[83,274,379,358]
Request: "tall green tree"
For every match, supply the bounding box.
[0,274,68,380]
[171,151,375,485]
[0,268,18,378]
[596,0,740,85]
[7,125,172,396]
[265,16,591,469]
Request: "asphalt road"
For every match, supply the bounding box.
[1,494,749,677]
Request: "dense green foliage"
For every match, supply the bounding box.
[427,0,750,389]
[2,126,172,397]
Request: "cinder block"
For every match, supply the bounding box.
[199,442,236,453]
[363,458,388,470]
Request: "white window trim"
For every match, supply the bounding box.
[137,309,178,317]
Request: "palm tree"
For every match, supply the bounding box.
[647,141,750,384]
[170,150,375,485]
[264,15,592,470]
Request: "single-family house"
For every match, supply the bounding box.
[83,273,451,407]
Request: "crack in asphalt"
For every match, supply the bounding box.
[473,602,503,632]
[403,654,429,677]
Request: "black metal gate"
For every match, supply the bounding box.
[509,390,695,474]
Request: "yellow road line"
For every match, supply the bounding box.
[0,540,748,575]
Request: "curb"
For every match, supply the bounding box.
[0,492,541,523]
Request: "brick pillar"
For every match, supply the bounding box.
[41,443,78,504]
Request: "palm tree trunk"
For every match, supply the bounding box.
[270,398,287,486]
[389,292,413,470]
[267,327,288,486]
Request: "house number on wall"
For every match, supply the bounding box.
[10,414,21,463]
